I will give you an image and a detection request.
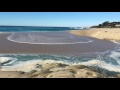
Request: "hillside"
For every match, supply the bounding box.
[91,21,120,28]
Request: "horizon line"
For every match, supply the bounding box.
[0,25,89,27]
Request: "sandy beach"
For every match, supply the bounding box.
[70,28,120,41]
[0,28,120,78]
[0,71,28,78]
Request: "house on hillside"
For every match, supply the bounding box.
[115,24,120,27]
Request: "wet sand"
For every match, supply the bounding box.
[0,32,116,56]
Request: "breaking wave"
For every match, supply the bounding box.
[1,49,120,73]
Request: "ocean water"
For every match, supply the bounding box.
[0,26,120,76]
[0,26,82,32]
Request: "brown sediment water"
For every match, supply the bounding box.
[0,32,117,56]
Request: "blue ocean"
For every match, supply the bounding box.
[0,26,82,32]
[0,26,120,76]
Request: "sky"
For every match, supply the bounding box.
[0,12,120,27]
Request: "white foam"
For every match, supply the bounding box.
[0,32,11,34]
[7,39,94,45]
[7,32,94,45]
[0,57,14,64]
[109,51,120,64]
[111,40,120,50]
[3,58,17,65]
[1,58,120,73]
[111,40,120,45]
[77,59,120,72]
[1,59,68,72]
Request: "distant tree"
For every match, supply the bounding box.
[102,21,109,26]
[98,24,102,28]
[90,21,120,28]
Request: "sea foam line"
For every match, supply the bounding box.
[7,32,94,45]
[1,58,120,73]
[0,57,17,64]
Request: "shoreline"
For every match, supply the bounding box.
[70,28,120,41]
[0,29,120,78]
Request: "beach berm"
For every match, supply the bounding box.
[70,28,120,41]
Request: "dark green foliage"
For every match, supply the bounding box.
[91,21,120,28]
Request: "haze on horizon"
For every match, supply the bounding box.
[0,12,120,27]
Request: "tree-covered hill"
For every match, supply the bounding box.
[91,21,120,28]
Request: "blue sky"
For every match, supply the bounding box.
[0,12,120,27]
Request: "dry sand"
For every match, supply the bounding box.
[70,28,120,41]
[0,70,28,78]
